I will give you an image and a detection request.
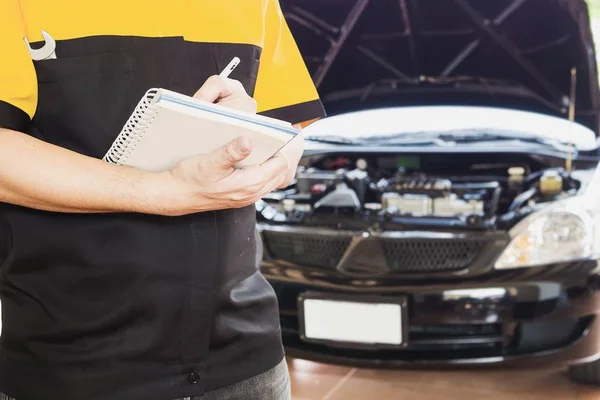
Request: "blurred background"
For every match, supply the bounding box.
[265,0,600,400]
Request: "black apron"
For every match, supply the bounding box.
[0,36,283,400]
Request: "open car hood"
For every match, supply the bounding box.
[281,0,600,135]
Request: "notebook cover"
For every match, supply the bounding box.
[103,88,298,172]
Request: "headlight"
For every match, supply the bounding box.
[495,198,599,270]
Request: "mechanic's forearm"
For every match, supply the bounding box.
[0,128,162,214]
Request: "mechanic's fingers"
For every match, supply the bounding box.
[260,153,290,181]
[205,136,252,171]
[227,153,288,194]
[194,75,246,103]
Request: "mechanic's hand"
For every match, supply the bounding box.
[159,136,289,216]
[193,75,257,113]
[192,74,304,189]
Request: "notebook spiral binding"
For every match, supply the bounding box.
[103,89,161,165]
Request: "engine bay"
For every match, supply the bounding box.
[256,152,583,231]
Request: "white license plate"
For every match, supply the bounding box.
[301,298,404,346]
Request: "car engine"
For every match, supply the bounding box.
[256,153,581,230]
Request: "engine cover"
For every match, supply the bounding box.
[382,192,484,217]
[433,194,484,216]
[381,193,432,216]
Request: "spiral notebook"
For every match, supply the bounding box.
[103,88,300,172]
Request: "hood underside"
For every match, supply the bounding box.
[281,0,600,135]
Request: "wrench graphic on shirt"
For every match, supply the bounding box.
[24,30,57,61]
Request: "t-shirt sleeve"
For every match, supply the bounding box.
[0,0,38,132]
[254,0,326,127]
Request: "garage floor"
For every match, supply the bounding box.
[288,358,600,400]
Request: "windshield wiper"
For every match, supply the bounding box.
[439,131,575,152]
[306,134,452,147]
[369,131,459,146]
[305,135,365,145]
[306,129,576,153]
[366,129,575,152]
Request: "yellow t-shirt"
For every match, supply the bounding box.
[0,0,325,138]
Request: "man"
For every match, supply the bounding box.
[0,1,325,399]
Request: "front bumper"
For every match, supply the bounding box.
[262,259,600,368]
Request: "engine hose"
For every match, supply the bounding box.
[508,187,538,212]
[487,186,502,217]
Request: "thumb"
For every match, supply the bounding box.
[209,136,252,171]
[194,75,238,103]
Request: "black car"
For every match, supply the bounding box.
[256,0,600,385]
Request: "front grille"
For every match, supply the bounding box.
[380,237,488,273]
[263,230,351,269]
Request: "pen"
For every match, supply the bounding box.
[219,57,241,78]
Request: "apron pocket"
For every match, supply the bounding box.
[32,50,137,158]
